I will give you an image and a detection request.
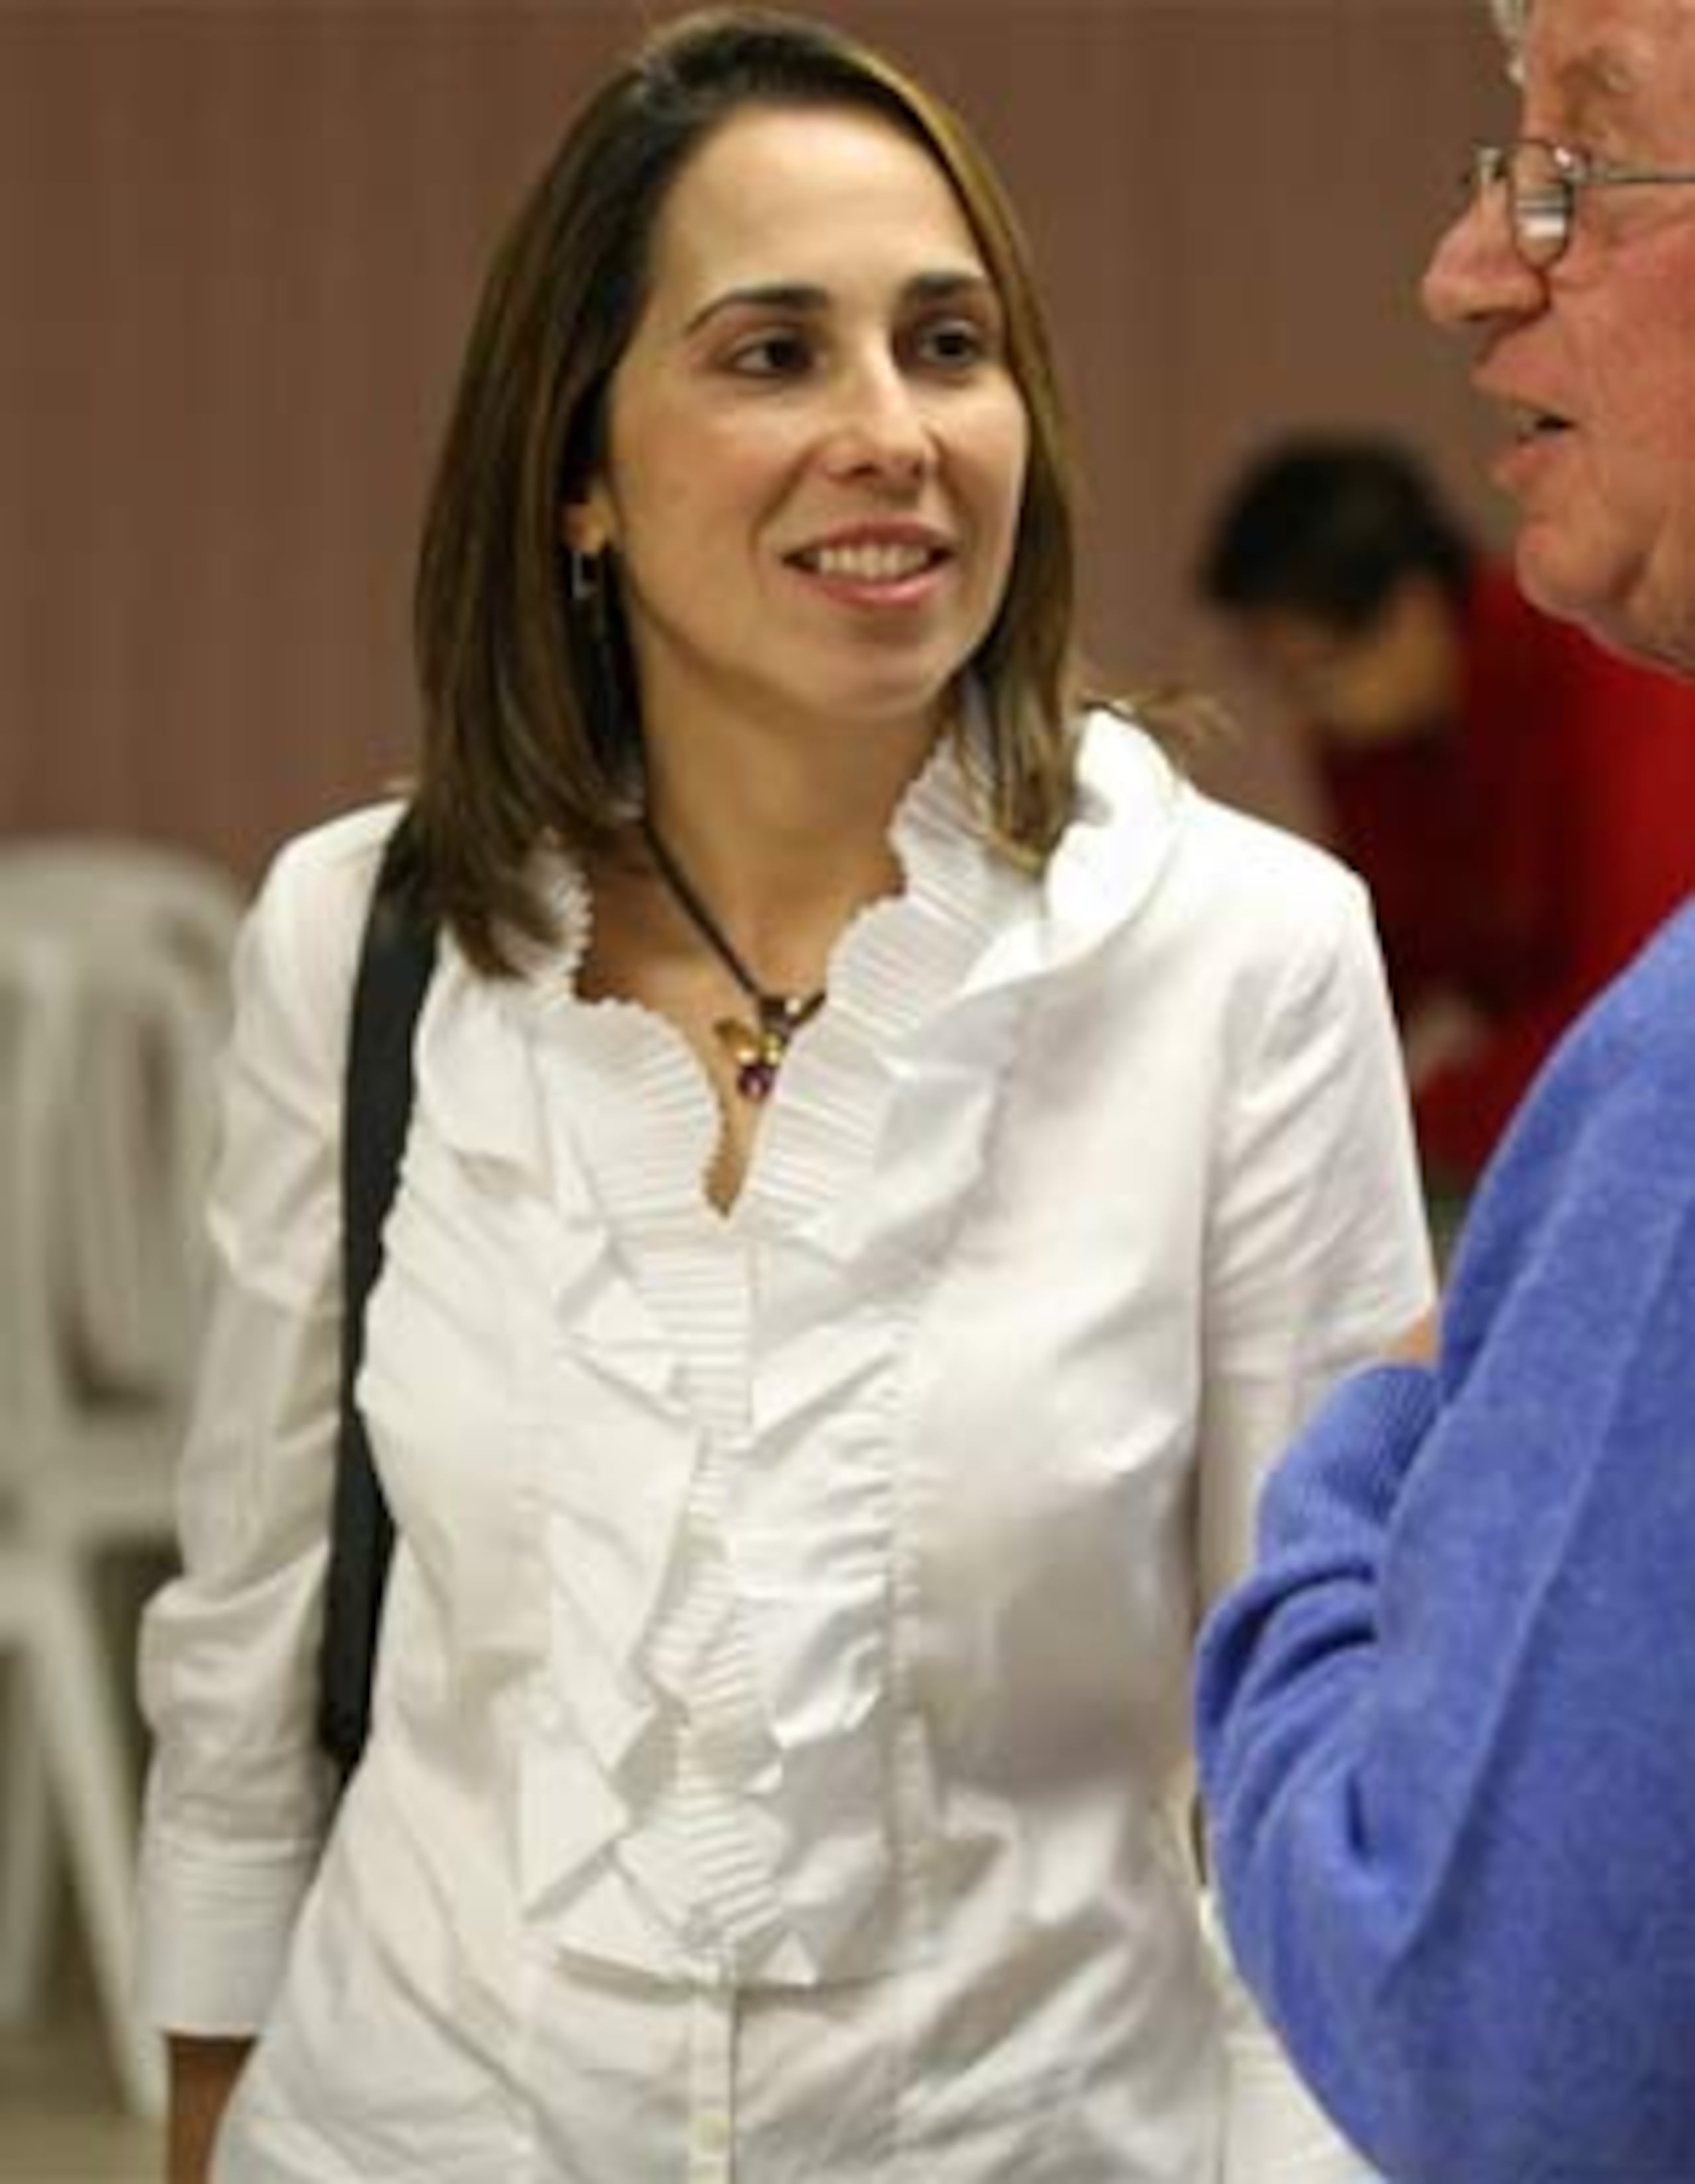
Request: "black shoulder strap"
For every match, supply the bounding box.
[318,813,438,1787]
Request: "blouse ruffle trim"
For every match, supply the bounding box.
[414,710,1184,1985]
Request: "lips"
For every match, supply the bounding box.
[787,529,953,585]
[1508,401,1574,443]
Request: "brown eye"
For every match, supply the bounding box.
[726,328,814,379]
[910,317,994,372]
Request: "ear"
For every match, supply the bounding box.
[561,492,613,558]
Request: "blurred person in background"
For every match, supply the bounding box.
[136,10,1429,2183]
[1200,434,1695,1193]
[1198,1,1695,2178]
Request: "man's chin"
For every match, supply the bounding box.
[1512,530,1617,640]
[1516,536,1694,677]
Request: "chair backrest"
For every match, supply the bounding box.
[0,930,83,1480]
[0,841,244,1442]
[0,840,243,983]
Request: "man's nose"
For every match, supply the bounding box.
[1420,179,1545,330]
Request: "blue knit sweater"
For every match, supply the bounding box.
[1196,903,1695,2184]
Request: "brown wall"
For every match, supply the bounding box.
[1,0,1513,881]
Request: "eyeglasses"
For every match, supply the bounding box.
[1466,138,1695,269]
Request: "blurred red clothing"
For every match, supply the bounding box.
[1319,564,1695,1182]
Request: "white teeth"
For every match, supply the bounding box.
[805,541,936,581]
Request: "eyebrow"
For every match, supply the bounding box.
[683,268,998,336]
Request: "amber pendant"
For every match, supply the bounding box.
[712,994,821,1103]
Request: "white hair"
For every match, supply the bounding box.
[1489,0,1528,81]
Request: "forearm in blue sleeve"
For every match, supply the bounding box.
[1196,924,1695,2183]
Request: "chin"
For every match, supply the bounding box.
[1514,513,1695,677]
[1521,554,1694,677]
[1513,526,1618,638]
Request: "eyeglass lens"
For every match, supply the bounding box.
[1472,144,1570,266]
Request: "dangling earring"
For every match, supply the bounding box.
[568,546,603,606]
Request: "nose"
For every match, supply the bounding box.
[1420,181,1546,332]
[822,351,934,485]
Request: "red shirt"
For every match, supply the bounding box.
[1320,565,1695,1181]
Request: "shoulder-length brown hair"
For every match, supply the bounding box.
[412,6,1081,973]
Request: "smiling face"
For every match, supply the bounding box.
[1421,0,1695,671]
[567,101,1030,758]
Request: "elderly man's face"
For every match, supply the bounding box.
[1423,0,1695,673]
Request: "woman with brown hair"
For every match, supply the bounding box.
[137,11,1429,2179]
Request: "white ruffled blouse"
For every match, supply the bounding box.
[138,713,1431,2183]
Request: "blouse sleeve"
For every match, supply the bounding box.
[135,820,373,2035]
[1196,868,1434,1613]
[1196,869,1434,2183]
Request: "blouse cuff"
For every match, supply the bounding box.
[136,1822,323,2036]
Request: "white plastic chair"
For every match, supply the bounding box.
[0,843,243,1404]
[0,842,242,2117]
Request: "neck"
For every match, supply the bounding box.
[639,697,947,973]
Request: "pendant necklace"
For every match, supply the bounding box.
[642,816,826,1103]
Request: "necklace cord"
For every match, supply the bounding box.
[640,816,826,1103]
[641,816,763,1003]
[640,817,826,1020]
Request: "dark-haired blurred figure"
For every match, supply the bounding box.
[1200,435,1695,1185]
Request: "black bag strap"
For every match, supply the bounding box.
[318,812,437,1786]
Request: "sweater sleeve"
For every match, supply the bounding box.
[1194,909,1695,2183]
